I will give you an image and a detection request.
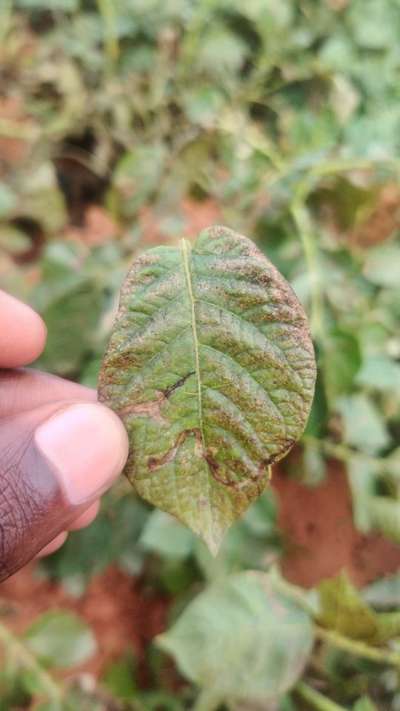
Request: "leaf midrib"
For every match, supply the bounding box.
[181,238,205,446]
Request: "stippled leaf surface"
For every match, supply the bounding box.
[99,226,316,552]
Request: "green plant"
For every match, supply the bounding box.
[99,226,316,552]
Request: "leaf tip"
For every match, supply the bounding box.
[201,529,223,557]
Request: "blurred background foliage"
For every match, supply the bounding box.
[1,0,400,709]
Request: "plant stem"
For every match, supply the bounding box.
[290,200,324,340]
[315,626,400,668]
[0,620,63,703]
[306,156,400,184]
[295,681,347,711]
[192,689,223,711]
[270,572,400,669]
[97,0,119,67]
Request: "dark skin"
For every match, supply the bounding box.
[0,290,128,582]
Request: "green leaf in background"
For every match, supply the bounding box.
[301,441,327,486]
[103,653,138,701]
[195,28,248,81]
[99,226,316,553]
[317,573,379,642]
[37,279,104,376]
[317,572,400,644]
[0,225,31,258]
[348,0,400,50]
[353,697,379,711]
[24,611,97,669]
[112,144,167,218]
[366,497,400,545]
[16,0,78,9]
[356,355,400,392]
[363,572,400,609]
[157,572,314,705]
[182,86,224,128]
[33,243,120,376]
[0,183,17,219]
[323,329,361,402]
[347,456,378,533]
[40,496,149,592]
[336,393,390,454]
[363,243,400,288]
[140,511,196,560]
[195,489,280,579]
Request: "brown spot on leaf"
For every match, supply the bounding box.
[162,371,195,398]
[118,394,168,425]
[148,428,202,471]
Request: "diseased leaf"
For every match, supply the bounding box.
[99,226,316,552]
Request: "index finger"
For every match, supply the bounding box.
[0,290,47,368]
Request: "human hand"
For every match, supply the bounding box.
[0,289,129,582]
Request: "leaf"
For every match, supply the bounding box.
[302,441,326,486]
[356,355,400,392]
[317,572,400,644]
[16,0,78,8]
[194,27,248,80]
[37,279,104,376]
[182,86,225,128]
[112,144,167,217]
[139,511,196,560]
[363,243,400,288]
[323,329,361,402]
[366,497,400,544]
[24,611,97,668]
[353,698,379,711]
[195,490,279,579]
[336,394,390,454]
[157,572,314,704]
[347,456,378,533]
[363,572,400,609]
[0,183,17,218]
[103,653,138,701]
[348,0,400,49]
[41,497,148,588]
[99,226,316,553]
[317,573,379,642]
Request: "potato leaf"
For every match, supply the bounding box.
[24,611,96,669]
[317,572,400,644]
[157,572,314,705]
[99,226,316,552]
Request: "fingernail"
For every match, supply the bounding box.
[35,403,128,505]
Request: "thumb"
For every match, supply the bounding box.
[0,401,128,581]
